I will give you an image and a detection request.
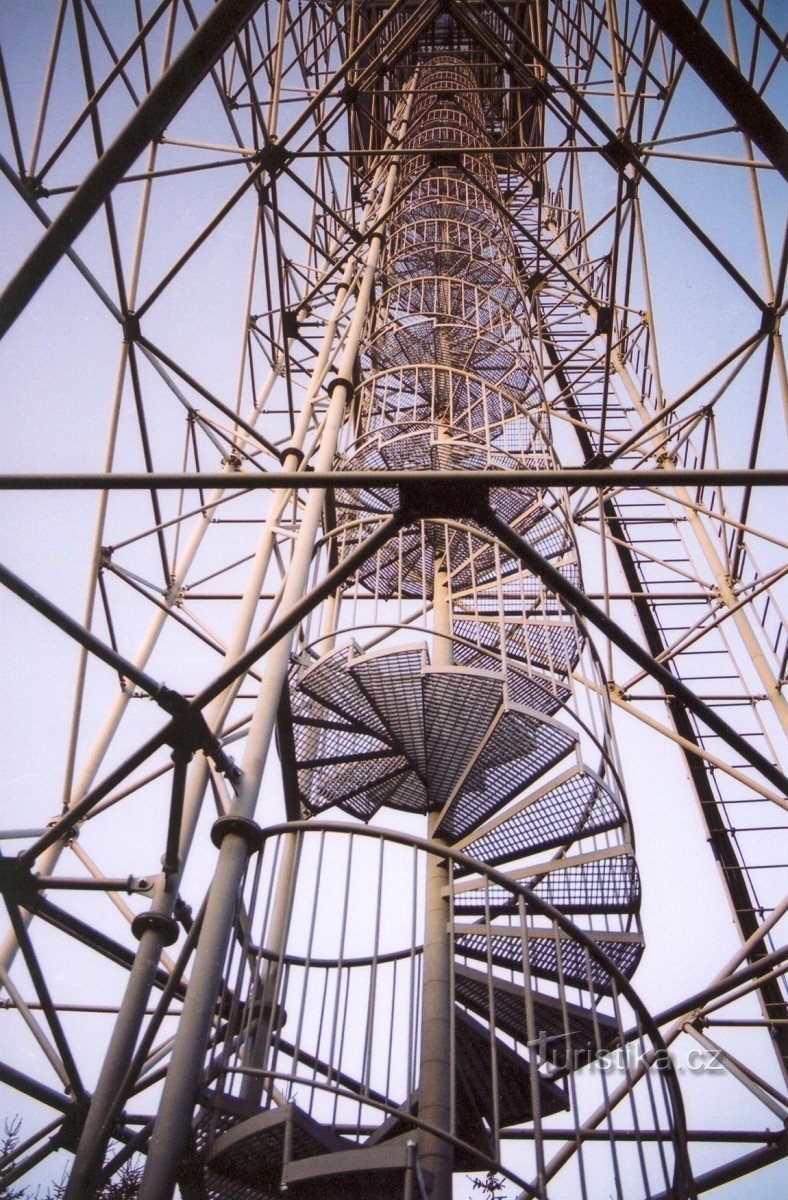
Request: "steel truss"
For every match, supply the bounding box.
[0,3,785,1199]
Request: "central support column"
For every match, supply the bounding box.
[417,554,454,1197]
[418,821,454,1198]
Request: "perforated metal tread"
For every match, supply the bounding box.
[455,1007,568,1126]
[206,1103,347,1191]
[456,766,626,866]
[452,851,641,916]
[292,648,585,837]
[434,705,578,841]
[454,964,619,1071]
[296,644,390,736]
[455,926,645,993]
[423,667,503,805]
[292,651,512,816]
[349,644,428,773]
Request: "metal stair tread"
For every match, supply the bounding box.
[423,668,504,806]
[348,643,428,773]
[455,924,645,992]
[454,963,620,1071]
[434,704,578,841]
[455,765,626,867]
[281,1131,414,1194]
[455,1007,568,1126]
[452,845,641,916]
[206,1102,348,1189]
[296,644,390,736]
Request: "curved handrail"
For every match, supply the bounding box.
[247,819,696,1199]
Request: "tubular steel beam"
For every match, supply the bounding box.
[648,1134,788,1200]
[190,511,407,711]
[0,560,166,700]
[482,506,788,796]
[13,890,179,995]
[637,0,788,179]
[136,514,406,1198]
[539,331,788,1075]
[0,0,261,339]
[0,1062,73,1114]
[0,560,237,784]
[474,0,771,310]
[629,945,788,1035]
[0,468,784,490]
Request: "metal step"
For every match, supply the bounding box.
[349,644,429,773]
[205,1102,347,1194]
[452,846,641,917]
[297,644,390,736]
[455,924,645,993]
[455,765,626,866]
[292,650,582,836]
[331,422,574,599]
[281,1134,413,1199]
[454,964,619,1071]
[434,706,577,841]
[453,613,581,677]
[455,1007,568,1127]
[423,667,503,805]
[452,641,572,716]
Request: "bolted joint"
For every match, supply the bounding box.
[282,309,300,339]
[214,748,241,787]
[656,449,677,468]
[170,740,194,768]
[210,815,263,854]
[158,689,235,779]
[131,911,179,945]
[0,856,37,902]
[595,304,613,335]
[398,479,492,524]
[256,140,290,174]
[56,1103,89,1152]
[601,134,636,173]
[122,311,141,342]
[530,77,554,103]
[760,305,777,335]
[326,374,354,399]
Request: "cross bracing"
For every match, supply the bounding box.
[0,3,786,1199]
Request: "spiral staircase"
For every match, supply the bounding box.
[194,631,642,1197]
[193,52,648,1200]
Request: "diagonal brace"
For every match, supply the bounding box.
[480,503,788,796]
[0,0,262,340]
[0,560,237,776]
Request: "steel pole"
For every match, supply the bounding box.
[0,0,262,339]
[484,507,787,795]
[63,131,405,1197]
[415,551,455,1195]
[137,87,414,1197]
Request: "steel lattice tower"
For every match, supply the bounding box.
[0,3,786,1199]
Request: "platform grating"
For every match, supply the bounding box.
[461,771,624,865]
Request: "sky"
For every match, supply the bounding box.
[0,3,786,1197]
